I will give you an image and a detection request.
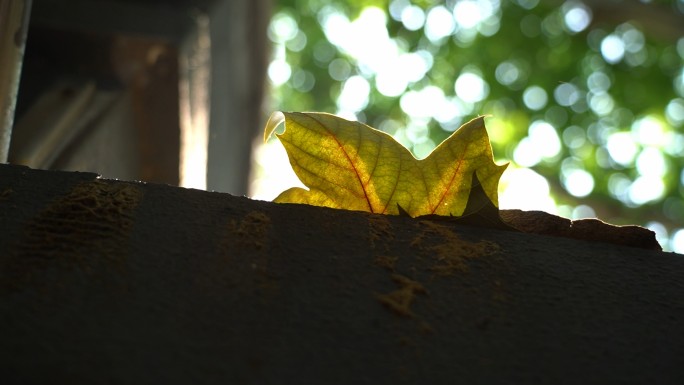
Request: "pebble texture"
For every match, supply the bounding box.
[0,164,682,384]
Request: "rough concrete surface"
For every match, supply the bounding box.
[0,163,683,384]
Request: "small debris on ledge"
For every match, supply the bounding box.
[500,209,661,251]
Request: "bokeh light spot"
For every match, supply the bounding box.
[529,120,561,159]
[328,58,351,81]
[499,167,556,213]
[554,83,581,107]
[608,173,631,203]
[632,115,666,146]
[389,0,409,21]
[291,70,315,92]
[495,61,521,86]
[646,221,669,249]
[425,6,456,42]
[621,25,645,53]
[513,0,540,10]
[665,98,684,126]
[562,168,595,197]
[455,71,489,103]
[400,86,446,120]
[513,137,540,167]
[563,2,592,33]
[401,5,425,31]
[453,1,481,29]
[671,229,684,254]
[588,92,615,116]
[628,176,665,205]
[268,12,299,43]
[268,59,292,86]
[337,75,370,113]
[601,34,625,64]
[587,71,611,92]
[636,147,667,177]
[286,31,307,52]
[572,204,596,219]
[606,132,638,166]
[562,125,586,149]
[522,85,548,110]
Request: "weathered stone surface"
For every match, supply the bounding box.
[1,163,683,384]
[501,209,661,251]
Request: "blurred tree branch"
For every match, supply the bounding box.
[585,0,684,41]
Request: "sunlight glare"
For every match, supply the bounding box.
[636,147,667,177]
[632,115,666,146]
[606,132,638,166]
[672,229,684,254]
[249,138,304,202]
[628,175,665,205]
[512,138,540,167]
[455,71,489,103]
[399,86,445,119]
[529,120,561,159]
[321,7,398,78]
[337,75,370,113]
[268,59,292,86]
[179,16,210,190]
[646,221,669,249]
[376,51,432,97]
[425,6,455,42]
[453,1,481,29]
[499,167,557,213]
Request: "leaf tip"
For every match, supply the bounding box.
[264,111,286,142]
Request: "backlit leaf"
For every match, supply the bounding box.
[264,112,508,217]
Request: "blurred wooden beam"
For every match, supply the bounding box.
[0,0,31,162]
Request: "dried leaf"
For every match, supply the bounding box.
[264,112,507,217]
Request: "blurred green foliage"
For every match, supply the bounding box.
[265,0,684,251]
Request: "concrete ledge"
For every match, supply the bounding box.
[1,164,683,384]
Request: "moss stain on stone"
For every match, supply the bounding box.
[2,180,142,292]
[369,215,434,329]
[367,215,393,251]
[374,254,398,271]
[412,220,500,276]
[231,211,271,250]
[375,274,428,318]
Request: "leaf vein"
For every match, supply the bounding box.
[310,115,375,213]
[430,143,468,214]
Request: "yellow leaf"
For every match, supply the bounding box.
[264,112,508,217]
